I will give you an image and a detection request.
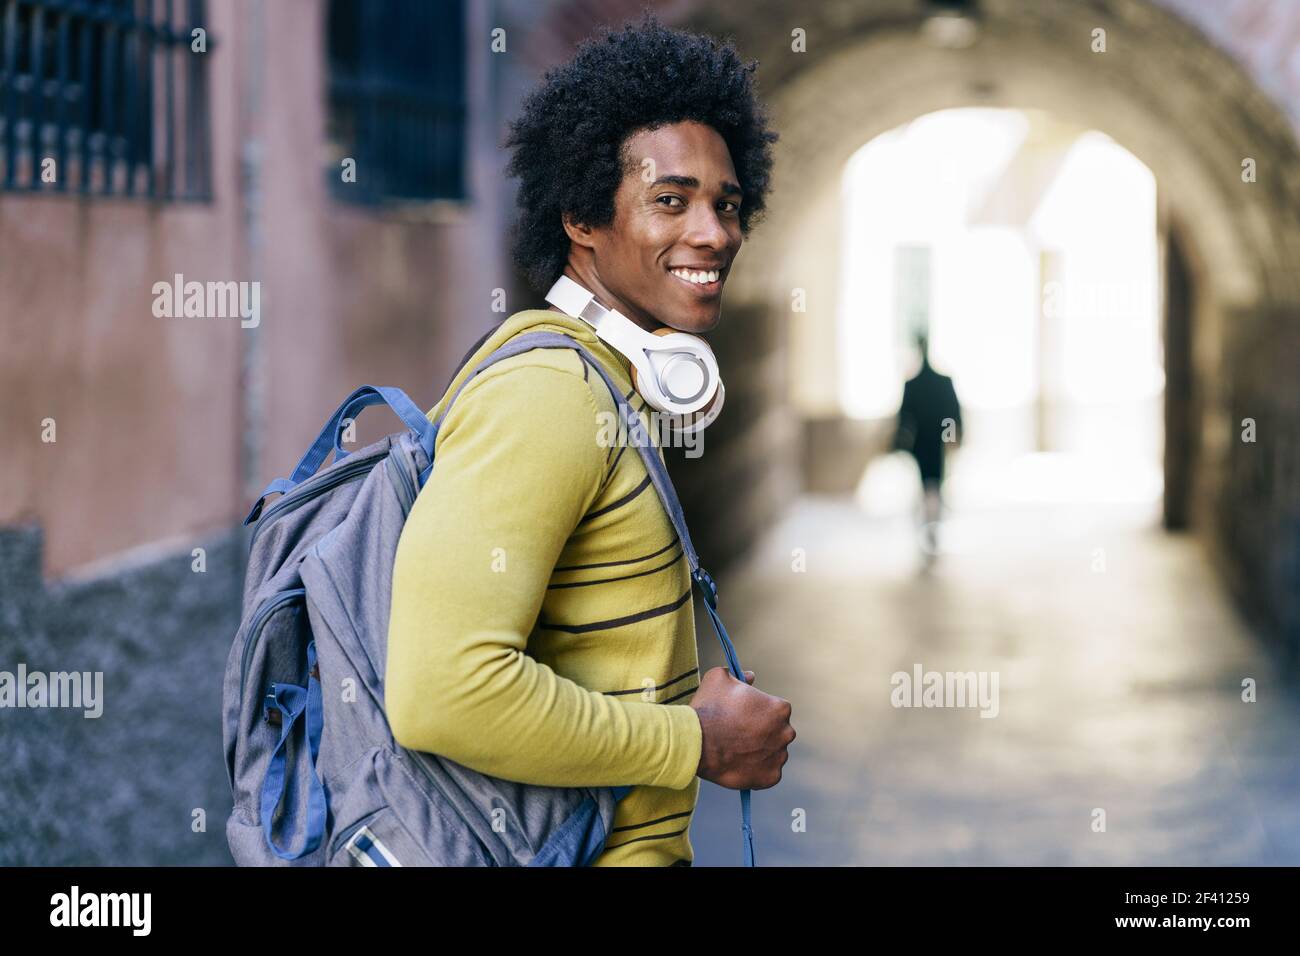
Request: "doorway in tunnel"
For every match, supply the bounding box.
[838,108,1167,543]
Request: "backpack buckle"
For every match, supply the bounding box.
[691,568,718,609]
[264,686,282,726]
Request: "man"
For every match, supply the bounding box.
[384,15,794,866]
[893,333,963,557]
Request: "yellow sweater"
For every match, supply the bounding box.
[385,308,703,866]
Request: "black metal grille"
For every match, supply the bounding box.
[0,0,212,199]
[326,0,466,204]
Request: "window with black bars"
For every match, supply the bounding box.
[0,0,212,199]
[326,0,466,205]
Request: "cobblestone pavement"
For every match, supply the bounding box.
[687,495,1300,866]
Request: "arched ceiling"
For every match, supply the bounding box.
[677,0,1300,411]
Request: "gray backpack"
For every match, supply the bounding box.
[222,330,754,866]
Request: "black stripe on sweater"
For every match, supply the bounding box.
[540,588,691,634]
[580,474,651,524]
[553,538,678,573]
[604,667,699,697]
[546,546,683,590]
[610,809,694,833]
[604,441,628,478]
[604,389,649,464]
[601,826,689,851]
[659,684,699,705]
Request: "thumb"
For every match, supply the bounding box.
[742,670,755,685]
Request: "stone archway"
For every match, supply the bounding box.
[675,0,1300,645]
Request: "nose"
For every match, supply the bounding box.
[683,202,731,251]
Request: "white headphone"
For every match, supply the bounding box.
[544,274,725,435]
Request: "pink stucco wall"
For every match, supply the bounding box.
[0,0,509,576]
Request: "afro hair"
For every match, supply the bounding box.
[503,12,778,293]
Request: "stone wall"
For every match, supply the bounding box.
[0,524,242,865]
[668,299,802,573]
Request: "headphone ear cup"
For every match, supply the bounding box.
[628,326,679,394]
[673,377,722,430]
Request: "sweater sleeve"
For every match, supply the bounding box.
[384,360,702,791]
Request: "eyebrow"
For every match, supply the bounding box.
[650,174,743,198]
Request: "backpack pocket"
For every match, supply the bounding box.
[329,808,408,866]
[326,746,497,867]
[229,589,309,802]
[225,588,329,863]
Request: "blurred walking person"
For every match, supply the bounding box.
[892,334,962,558]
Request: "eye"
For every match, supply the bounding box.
[656,194,686,208]
[718,200,740,214]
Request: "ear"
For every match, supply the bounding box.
[561,211,598,251]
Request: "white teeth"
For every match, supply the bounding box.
[671,268,720,284]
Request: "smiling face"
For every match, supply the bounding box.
[560,120,744,335]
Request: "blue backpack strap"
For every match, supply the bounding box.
[415,331,605,485]
[244,385,434,525]
[259,642,327,860]
[570,338,757,868]
[423,330,756,866]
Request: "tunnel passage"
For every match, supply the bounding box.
[663,0,1300,649]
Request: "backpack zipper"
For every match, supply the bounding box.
[238,588,307,700]
[386,449,418,514]
[246,456,379,556]
[406,749,500,865]
[330,815,372,857]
